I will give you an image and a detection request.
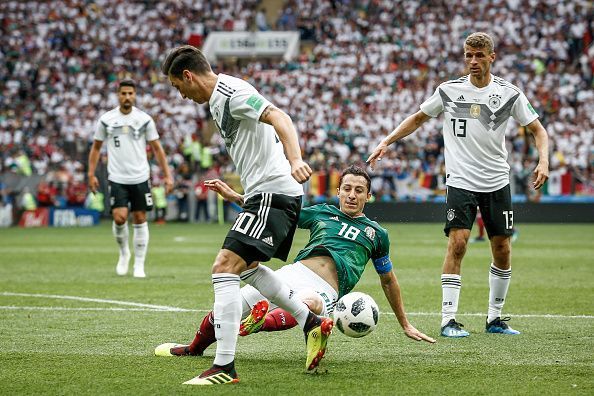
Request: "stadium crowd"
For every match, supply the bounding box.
[0,0,593,220]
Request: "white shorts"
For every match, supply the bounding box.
[241,261,338,317]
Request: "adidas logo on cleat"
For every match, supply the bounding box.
[261,236,274,246]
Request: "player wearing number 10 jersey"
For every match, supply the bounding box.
[88,79,173,278]
[368,32,550,337]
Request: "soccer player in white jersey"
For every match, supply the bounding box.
[161,45,330,385]
[368,32,549,338]
[88,79,173,278]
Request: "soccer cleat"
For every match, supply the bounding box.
[486,317,521,335]
[440,319,470,338]
[154,343,197,357]
[183,364,239,385]
[239,300,269,336]
[115,251,131,276]
[133,264,146,278]
[304,314,333,372]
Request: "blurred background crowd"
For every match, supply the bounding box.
[0,0,592,223]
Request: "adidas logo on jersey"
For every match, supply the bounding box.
[261,236,274,246]
[456,95,465,101]
[329,216,339,221]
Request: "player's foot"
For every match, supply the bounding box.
[183,362,239,385]
[440,319,470,338]
[239,300,269,336]
[303,313,333,372]
[470,236,485,243]
[486,317,520,335]
[115,250,131,276]
[133,264,146,278]
[154,343,200,357]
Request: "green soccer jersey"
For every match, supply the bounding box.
[294,204,392,298]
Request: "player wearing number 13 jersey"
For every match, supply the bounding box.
[368,32,550,338]
[88,79,173,278]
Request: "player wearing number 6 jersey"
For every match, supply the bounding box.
[88,79,173,278]
[368,32,550,337]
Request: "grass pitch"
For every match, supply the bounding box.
[0,222,593,395]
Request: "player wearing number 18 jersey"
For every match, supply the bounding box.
[368,32,549,337]
[88,79,173,278]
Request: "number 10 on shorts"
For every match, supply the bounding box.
[503,210,513,230]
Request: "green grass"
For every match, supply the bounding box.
[1,222,593,395]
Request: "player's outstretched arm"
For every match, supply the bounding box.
[367,110,431,169]
[149,139,174,194]
[259,105,312,183]
[525,119,550,190]
[204,179,244,206]
[379,271,436,344]
[87,140,103,193]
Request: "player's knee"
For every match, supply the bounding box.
[449,236,468,258]
[113,213,127,225]
[212,249,246,275]
[296,290,324,315]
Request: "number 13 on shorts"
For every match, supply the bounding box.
[502,210,513,229]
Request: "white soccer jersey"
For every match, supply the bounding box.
[94,106,159,184]
[208,73,303,199]
[420,74,539,192]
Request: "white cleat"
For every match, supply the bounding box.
[133,264,146,278]
[115,251,131,276]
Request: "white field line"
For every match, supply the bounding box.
[1,292,593,319]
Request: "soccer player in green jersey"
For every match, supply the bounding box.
[155,166,434,360]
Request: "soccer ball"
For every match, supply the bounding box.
[333,292,379,338]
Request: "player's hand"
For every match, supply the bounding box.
[88,175,99,193]
[290,159,312,184]
[367,142,388,170]
[204,179,243,205]
[164,176,174,194]
[403,324,436,344]
[532,161,549,190]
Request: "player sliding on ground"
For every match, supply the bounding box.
[155,166,435,365]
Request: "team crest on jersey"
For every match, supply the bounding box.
[364,226,376,241]
[470,104,481,118]
[488,94,502,109]
[447,209,455,221]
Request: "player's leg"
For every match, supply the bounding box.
[130,181,153,278]
[481,185,519,334]
[110,182,130,276]
[441,187,477,337]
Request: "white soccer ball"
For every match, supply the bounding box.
[333,292,379,338]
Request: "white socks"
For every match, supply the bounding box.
[113,221,130,276]
[240,264,311,328]
[212,273,241,366]
[132,222,149,277]
[441,274,461,327]
[487,263,511,323]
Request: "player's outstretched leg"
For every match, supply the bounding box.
[183,361,239,385]
[154,311,217,356]
[239,300,269,336]
[303,312,333,372]
[486,317,520,335]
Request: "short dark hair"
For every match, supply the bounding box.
[161,45,212,78]
[118,78,136,91]
[339,165,371,193]
[464,32,494,54]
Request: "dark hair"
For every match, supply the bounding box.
[161,45,212,78]
[118,78,136,91]
[339,165,371,193]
